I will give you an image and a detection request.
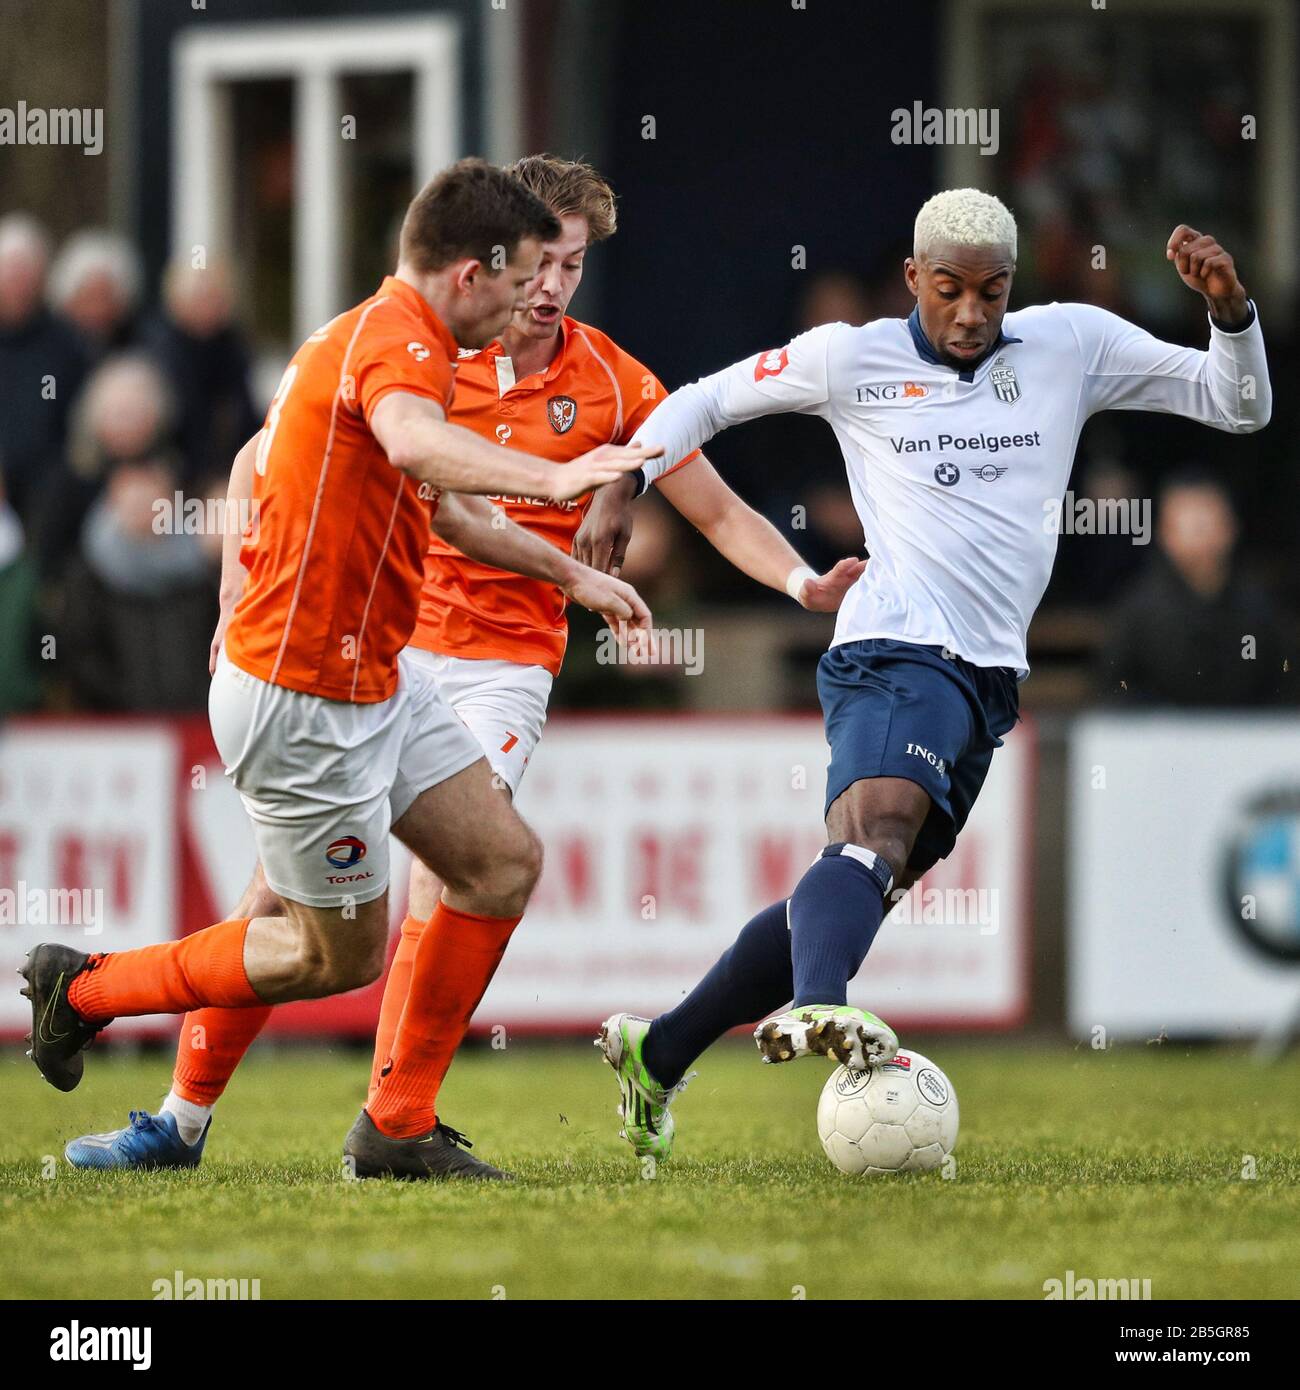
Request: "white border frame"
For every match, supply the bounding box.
[173,16,462,343]
[943,0,1296,302]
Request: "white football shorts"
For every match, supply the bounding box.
[209,648,483,908]
[406,647,553,795]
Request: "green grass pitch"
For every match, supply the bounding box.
[2,1039,1297,1300]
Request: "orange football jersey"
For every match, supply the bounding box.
[412,316,697,674]
[225,277,458,702]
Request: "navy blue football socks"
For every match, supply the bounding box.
[643,898,793,1088]
[789,843,893,1007]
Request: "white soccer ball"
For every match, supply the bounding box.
[816,1049,959,1175]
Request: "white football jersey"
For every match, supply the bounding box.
[635,303,1271,673]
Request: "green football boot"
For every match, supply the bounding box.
[595,1013,693,1161]
[754,1004,898,1069]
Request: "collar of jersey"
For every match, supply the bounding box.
[481,315,576,390]
[379,276,460,361]
[906,307,1022,383]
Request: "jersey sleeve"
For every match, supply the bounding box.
[632,322,839,488]
[352,305,454,424]
[1060,301,1271,433]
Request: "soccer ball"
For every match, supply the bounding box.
[816,1049,959,1175]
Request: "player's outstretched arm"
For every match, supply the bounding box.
[659,458,864,610]
[370,391,662,502]
[573,453,864,611]
[208,430,260,675]
[431,492,652,633]
[1069,228,1270,432]
[631,325,837,489]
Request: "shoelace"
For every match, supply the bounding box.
[436,1123,473,1149]
[118,1110,163,1157]
[666,1070,698,1103]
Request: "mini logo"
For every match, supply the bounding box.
[754,347,790,381]
[916,1068,950,1106]
[406,341,431,362]
[547,395,577,434]
[990,357,1020,403]
[325,836,367,869]
[934,461,960,486]
[972,464,1008,482]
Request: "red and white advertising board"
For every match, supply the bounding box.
[0,715,1033,1039]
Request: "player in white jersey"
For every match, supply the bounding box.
[592,189,1272,1160]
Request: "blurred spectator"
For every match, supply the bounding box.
[48,229,145,359]
[57,456,217,712]
[142,257,261,486]
[31,353,182,579]
[0,472,43,715]
[0,213,89,526]
[1095,472,1293,705]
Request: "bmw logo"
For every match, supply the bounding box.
[1221,789,1300,963]
[934,461,959,487]
[325,836,367,869]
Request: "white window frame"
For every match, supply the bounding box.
[173,16,463,344]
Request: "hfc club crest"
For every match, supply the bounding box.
[989,358,1020,404]
[547,395,578,434]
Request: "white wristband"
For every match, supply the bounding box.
[785,565,817,603]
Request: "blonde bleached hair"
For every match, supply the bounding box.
[913,189,1017,262]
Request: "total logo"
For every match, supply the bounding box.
[324,836,373,884]
[325,835,366,868]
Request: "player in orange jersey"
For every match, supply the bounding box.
[60,156,861,1177]
[25,159,663,1182]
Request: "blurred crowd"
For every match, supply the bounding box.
[0,213,1292,719]
[0,213,260,716]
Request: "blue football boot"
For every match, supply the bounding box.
[65,1109,209,1170]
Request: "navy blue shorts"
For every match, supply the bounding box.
[816,639,1020,875]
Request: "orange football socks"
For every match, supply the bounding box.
[366,913,427,1106]
[68,918,263,1024]
[367,901,520,1139]
[171,1002,274,1106]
